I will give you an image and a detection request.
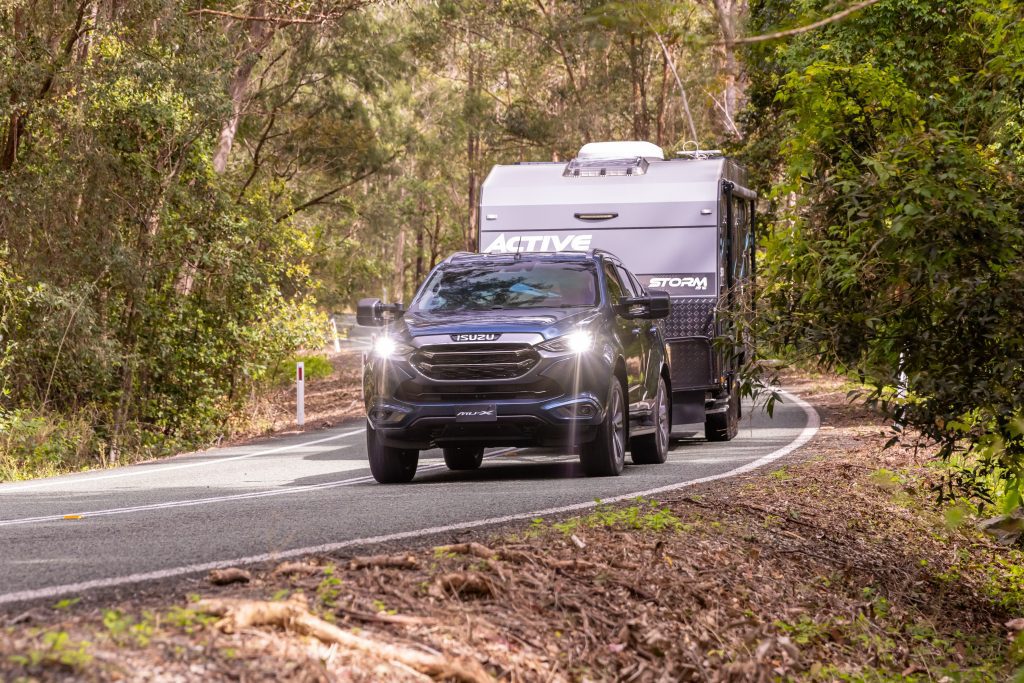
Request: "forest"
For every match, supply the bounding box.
[0,0,1021,509]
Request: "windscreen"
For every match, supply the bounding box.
[411,261,598,312]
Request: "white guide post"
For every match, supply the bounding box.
[330,318,341,352]
[296,361,305,427]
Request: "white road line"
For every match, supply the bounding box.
[0,427,367,493]
[0,391,818,607]
[0,448,519,527]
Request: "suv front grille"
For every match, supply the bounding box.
[397,379,561,402]
[411,343,540,381]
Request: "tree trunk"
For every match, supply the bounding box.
[213,2,273,174]
[415,205,425,284]
[630,35,642,139]
[1,8,26,171]
[655,50,670,147]
[1,111,22,171]
[392,227,406,303]
[466,56,479,252]
[711,0,742,136]
[429,213,441,270]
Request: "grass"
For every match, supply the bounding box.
[6,630,92,671]
[530,498,685,536]
[267,354,334,386]
[0,353,338,482]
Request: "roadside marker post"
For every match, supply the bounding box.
[297,361,305,427]
[330,318,341,352]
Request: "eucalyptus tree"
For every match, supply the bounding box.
[743,0,1024,504]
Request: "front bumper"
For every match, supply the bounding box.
[364,345,614,449]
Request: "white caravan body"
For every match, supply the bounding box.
[479,144,756,425]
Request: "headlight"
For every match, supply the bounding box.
[538,330,594,354]
[372,336,411,359]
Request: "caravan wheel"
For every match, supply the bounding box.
[705,387,739,442]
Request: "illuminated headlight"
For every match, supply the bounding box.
[372,336,411,359]
[539,330,594,354]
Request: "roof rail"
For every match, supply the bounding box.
[443,251,476,263]
[675,149,723,160]
[445,250,592,262]
[588,248,619,262]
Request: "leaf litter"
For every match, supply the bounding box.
[1,373,1021,681]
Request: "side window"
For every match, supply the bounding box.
[602,262,626,302]
[616,265,641,297]
[732,197,745,280]
[626,270,646,296]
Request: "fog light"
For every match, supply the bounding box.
[369,406,406,425]
[552,401,599,420]
[370,407,393,421]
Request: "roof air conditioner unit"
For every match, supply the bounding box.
[577,141,665,161]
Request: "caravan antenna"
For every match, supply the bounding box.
[676,140,722,160]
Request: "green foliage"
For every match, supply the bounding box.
[316,565,342,607]
[268,354,334,387]
[163,606,215,635]
[0,4,328,477]
[0,0,742,478]
[0,408,99,480]
[743,0,1024,505]
[102,609,155,647]
[7,630,92,670]
[550,498,684,534]
[52,598,81,611]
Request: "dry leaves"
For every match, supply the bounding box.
[3,374,1019,682]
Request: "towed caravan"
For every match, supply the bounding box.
[479,141,756,441]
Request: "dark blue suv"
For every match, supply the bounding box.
[357,251,673,483]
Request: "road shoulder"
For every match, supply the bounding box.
[2,374,1020,681]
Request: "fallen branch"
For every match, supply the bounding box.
[548,558,598,571]
[433,572,499,599]
[348,554,419,570]
[207,568,252,585]
[195,596,492,682]
[434,542,498,560]
[336,606,438,626]
[272,561,322,577]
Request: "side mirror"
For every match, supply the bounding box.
[618,290,671,319]
[645,289,672,319]
[356,298,405,327]
[356,298,384,327]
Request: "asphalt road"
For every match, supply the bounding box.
[0,392,818,608]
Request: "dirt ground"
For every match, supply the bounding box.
[2,373,1023,682]
[240,349,366,437]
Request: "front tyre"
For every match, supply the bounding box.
[630,376,670,464]
[580,377,627,477]
[442,446,484,470]
[366,421,419,483]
